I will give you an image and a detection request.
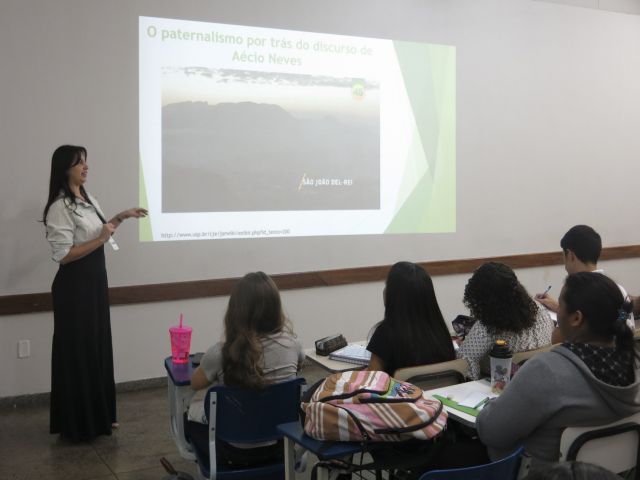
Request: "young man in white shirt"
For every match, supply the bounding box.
[536,225,634,342]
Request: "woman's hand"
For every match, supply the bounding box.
[111,207,148,226]
[120,207,148,220]
[99,223,116,243]
[60,223,115,264]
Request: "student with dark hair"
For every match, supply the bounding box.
[561,225,602,265]
[536,225,634,339]
[366,261,455,375]
[457,262,554,379]
[186,272,304,467]
[43,145,146,441]
[477,272,640,466]
[523,461,620,480]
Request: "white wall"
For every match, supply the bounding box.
[2,0,640,397]
[3,258,639,398]
[1,0,639,295]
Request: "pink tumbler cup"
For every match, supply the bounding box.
[169,314,192,364]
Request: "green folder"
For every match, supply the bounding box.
[433,394,481,417]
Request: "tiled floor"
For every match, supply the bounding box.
[0,362,328,480]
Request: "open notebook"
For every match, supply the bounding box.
[329,344,371,365]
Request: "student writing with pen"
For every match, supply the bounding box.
[538,285,552,300]
[535,225,634,343]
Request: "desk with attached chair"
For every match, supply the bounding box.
[278,421,379,480]
[304,340,369,373]
[165,355,198,460]
[165,355,306,479]
[559,411,640,478]
[423,379,494,429]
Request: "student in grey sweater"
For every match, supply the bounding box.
[476,272,640,467]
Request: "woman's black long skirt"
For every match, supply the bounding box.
[50,246,116,441]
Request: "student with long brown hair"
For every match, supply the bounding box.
[187,271,304,467]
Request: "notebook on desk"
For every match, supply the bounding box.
[328,344,371,365]
[432,390,497,417]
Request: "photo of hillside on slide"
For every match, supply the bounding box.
[161,68,380,213]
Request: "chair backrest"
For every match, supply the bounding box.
[394,358,469,390]
[205,377,305,444]
[511,344,554,366]
[418,446,524,480]
[559,411,640,474]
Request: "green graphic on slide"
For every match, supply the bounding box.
[386,41,456,233]
[139,156,153,241]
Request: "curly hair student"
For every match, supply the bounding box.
[457,262,554,379]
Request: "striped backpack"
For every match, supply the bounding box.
[301,370,447,442]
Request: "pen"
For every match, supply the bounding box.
[539,285,552,297]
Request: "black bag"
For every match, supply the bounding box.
[451,315,477,339]
[314,334,347,356]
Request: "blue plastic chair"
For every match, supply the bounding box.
[193,377,305,480]
[418,446,524,480]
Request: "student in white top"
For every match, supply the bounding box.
[536,225,634,343]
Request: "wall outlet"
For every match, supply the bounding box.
[18,340,30,358]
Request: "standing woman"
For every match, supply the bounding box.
[43,145,147,441]
[367,261,455,375]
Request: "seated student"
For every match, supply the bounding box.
[477,272,640,467]
[457,262,554,380]
[536,225,634,342]
[186,271,305,467]
[367,261,455,375]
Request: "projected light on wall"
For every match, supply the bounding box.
[139,16,456,241]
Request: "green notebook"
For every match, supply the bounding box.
[433,394,481,417]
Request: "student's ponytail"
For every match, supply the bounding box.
[614,300,635,359]
[563,272,638,362]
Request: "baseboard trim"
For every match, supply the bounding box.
[0,376,167,410]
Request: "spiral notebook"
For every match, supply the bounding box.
[329,344,371,365]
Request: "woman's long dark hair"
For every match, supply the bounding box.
[463,262,539,335]
[562,272,636,359]
[42,145,88,225]
[221,272,289,389]
[376,262,455,368]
